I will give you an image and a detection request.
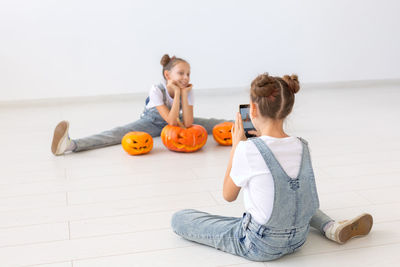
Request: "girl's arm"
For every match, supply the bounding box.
[223,146,241,202]
[181,84,194,127]
[156,82,181,126]
[223,112,246,202]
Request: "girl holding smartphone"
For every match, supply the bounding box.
[171,73,373,261]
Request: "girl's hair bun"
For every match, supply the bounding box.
[254,73,275,90]
[160,54,171,67]
[252,73,279,100]
[282,74,300,94]
[160,54,187,79]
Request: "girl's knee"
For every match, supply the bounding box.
[171,209,197,231]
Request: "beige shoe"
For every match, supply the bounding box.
[325,213,373,244]
[51,120,71,156]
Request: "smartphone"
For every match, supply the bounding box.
[239,104,256,138]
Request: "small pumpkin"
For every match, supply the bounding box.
[121,131,153,155]
[161,124,208,152]
[212,122,234,146]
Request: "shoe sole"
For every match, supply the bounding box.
[51,121,69,155]
[337,213,373,244]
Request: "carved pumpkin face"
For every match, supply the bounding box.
[212,122,233,146]
[161,124,208,152]
[121,131,153,155]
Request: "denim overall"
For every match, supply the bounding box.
[74,83,226,152]
[172,137,328,262]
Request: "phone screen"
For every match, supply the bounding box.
[239,105,255,131]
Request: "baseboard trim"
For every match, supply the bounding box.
[303,78,400,89]
[1,78,399,107]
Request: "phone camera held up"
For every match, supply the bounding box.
[239,104,256,138]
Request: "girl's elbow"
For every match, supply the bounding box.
[184,118,193,128]
[223,192,237,202]
[184,122,193,128]
[167,119,178,126]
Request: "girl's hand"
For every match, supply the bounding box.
[181,84,193,94]
[247,130,260,137]
[232,112,247,147]
[167,80,181,93]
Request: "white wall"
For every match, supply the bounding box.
[0,0,399,101]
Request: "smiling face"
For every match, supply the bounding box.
[164,62,191,88]
[161,124,208,152]
[212,122,233,146]
[121,132,153,155]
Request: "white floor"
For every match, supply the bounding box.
[1,83,400,267]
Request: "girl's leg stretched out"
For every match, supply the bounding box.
[52,117,229,155]
[310,209,373,244]
[193,117,230,133]
[171,209,284,262]
[51,118,164,155]
[171,209,245,256]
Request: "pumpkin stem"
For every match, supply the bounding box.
[176,118,186,129]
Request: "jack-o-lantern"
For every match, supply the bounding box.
[161,124,208,152]
[121,131,153,155]
[212,122,234,146]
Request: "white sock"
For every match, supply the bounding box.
[323,221,335,234]
[65,140,76,152]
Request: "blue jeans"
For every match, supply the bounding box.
[171,209,332,262]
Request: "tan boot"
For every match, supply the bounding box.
[325,213,373,244]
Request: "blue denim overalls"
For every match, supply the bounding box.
[172,137,321,261]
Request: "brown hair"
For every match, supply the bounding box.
[160,54,188,79]
[250,73,300,120]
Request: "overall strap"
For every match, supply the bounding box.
[251,137,309,178]
[145,83,169,107]
[250,137,286,176]
[297,137,308,145]
[155,83,168,106]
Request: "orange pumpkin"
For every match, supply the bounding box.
[161,124,208,152]
[121,131,153,155]
[212,122,234,146]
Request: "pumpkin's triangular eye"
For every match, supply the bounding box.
[133,140,137,143]
[145,139,149,143]
[228,129,232,132]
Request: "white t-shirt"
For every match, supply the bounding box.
[145,82,194,109]
[230,136,303,225]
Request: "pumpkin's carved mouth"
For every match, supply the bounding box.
[132,146,148,150]
[167,137,206,151]
[131,139,150,151]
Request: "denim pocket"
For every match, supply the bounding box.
[253,230,291,248]
[246,242,283,261]
[244,231,284,261]
[239,230,254,255]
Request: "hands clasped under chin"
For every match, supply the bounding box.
[167,80,192,94]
